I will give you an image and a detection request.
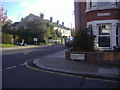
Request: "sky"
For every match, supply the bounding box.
[1,0,75,28]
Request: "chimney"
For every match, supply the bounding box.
[50,17,53,22]
[21,17,23,21]
[40,13,44,19]
[57,20,59,25]
[62,22,64,26]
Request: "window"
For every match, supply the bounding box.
[99,24,110,35]
[88,25,93,35]
[98,24,111,47]
[116,36,118,46]
[116,24,118,35]
[90,0,92,9]
[116,24,119,46]
[98,2,109,7]
[98,37,110,47]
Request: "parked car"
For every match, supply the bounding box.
[14,43,27,46]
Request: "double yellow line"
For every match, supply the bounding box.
[25,59,119,83]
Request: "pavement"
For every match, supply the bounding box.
[0,44,54,51]
[33,50,120,81]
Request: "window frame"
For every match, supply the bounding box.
[97,24,111,47]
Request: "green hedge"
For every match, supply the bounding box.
[73,28,95,51]
[2,32,13,44]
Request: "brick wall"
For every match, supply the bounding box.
[86,9,120,22]
[74,2,120,33]
[65,51,120,65]
[74,2,87,33]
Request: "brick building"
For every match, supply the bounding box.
[74,0,120,50]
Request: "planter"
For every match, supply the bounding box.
[65,50,120,66]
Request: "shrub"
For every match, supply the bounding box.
[114,47,120,52]
[2,32,13,44]
[38,43,45,45]
[73,28,95,51]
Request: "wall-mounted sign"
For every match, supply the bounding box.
[70,54,85,60]
[97,13,110,16]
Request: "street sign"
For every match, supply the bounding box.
[70,54,85,60]
[97,13,110,16]
[33,38,38,41]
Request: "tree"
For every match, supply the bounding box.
[0,5,7,27]
[2,32,13,44]
[56,30,62,38]
[2,19,13,34]
[73,28,95,51]
[14,19,50,44]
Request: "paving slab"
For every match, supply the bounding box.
[33,50,120,80]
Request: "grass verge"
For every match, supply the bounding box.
[0,44,20,48]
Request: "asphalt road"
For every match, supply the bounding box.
[2,44,119,88]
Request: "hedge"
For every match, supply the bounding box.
[1,32,13,44]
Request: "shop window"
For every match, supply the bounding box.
[98,37,110,47]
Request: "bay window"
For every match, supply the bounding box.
[98,24,111,47]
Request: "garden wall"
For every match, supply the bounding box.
[65,51,120,65]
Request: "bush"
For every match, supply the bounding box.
[73,28,95,51]
[114,47,120,52]
[37,43,45,45]
[2,32,13,44]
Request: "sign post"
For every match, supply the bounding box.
[33,38,38,45]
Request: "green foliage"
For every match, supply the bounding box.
[46,22,55,31]
[1,17,62,45]
[56,31,62,38]
[2,32,13,44]
[61,38,64,44]
[73,28,95,51]
[114,47,120,52]
[1,44,19,48]
[37,43,45,45]
[10,19,50,44]
[2,19,13,34]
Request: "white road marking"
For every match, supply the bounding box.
[24,52,28,54]
[4,63,26,70]
[20,63,25,66]
[24,62,27,65]
[6,66,17,70]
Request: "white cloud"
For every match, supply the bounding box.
[19,1,31,7]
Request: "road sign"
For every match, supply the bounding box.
[33,38,38,41]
